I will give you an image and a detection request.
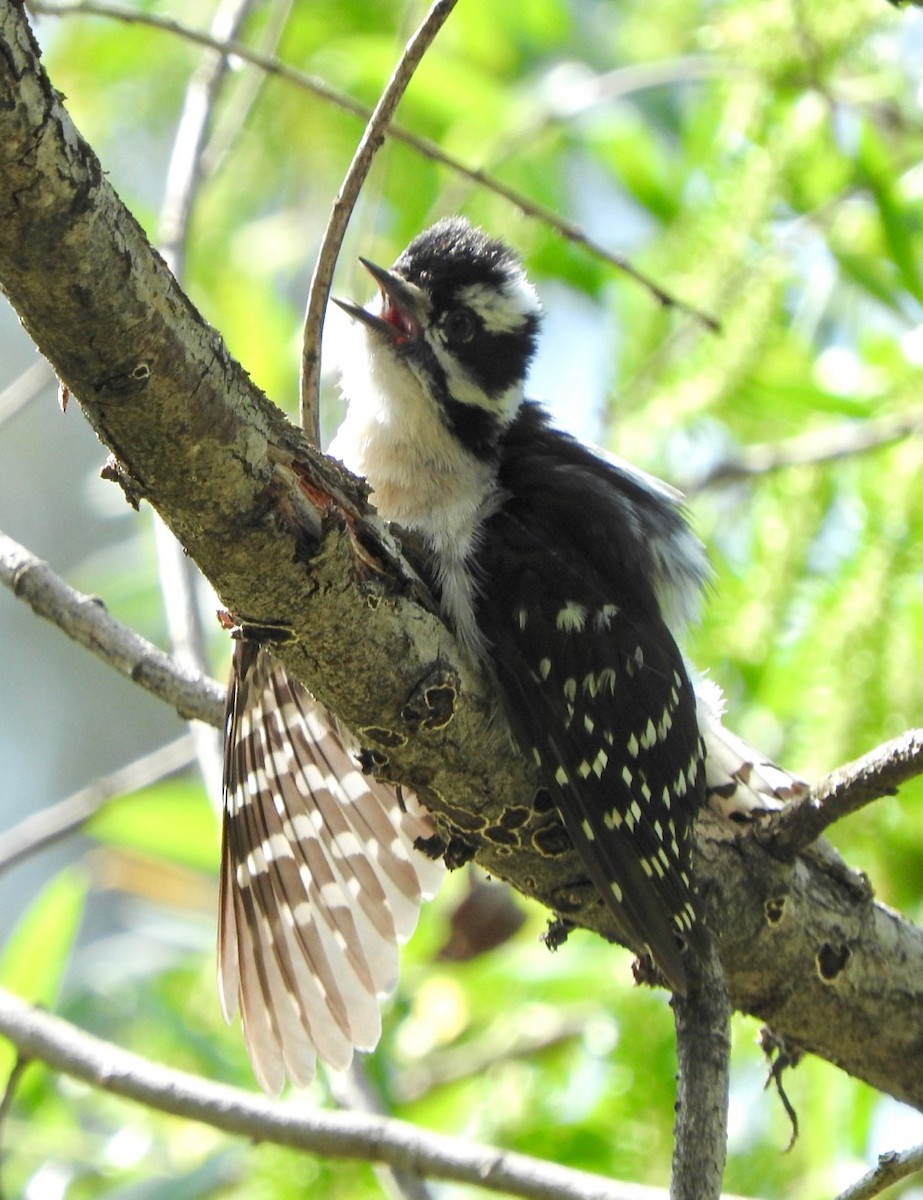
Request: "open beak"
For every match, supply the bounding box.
[333,258,424,346]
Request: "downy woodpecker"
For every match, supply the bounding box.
[220,217,803,1093]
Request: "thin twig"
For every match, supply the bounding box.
[832,1143,923,1200]
[154,0,259,809]
[297,14,453,1194]
[669,934,731,1200]
[394,1012,591,1104]
[150,516,224,805]
[28,0,716,330]
[0,359,52,426]
[0,1055,29,1200]
[0,530,225,726]
[0,734,198,875]
[200,0,295,181]
[499,56,733,174]
[759,728,923,859]
[298,0,459,435]
[686,409,923,494]
[328,1061,435,1200]
[158,0,255,278]
[0,986,682,1200]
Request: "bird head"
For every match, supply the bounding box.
[335,217,541,458]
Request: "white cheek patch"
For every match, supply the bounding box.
[457,272,541,333]
[427,335,523,422]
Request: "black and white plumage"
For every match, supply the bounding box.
[220,217,803,1091]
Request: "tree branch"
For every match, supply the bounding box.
[0,987,688,1200]
[327,1061,437,1200]
[152,0,257,810]
[198,0,296,182]
[158,0,256,278]
[0,734,197,875]
[670,936,730,1200]
[393,1011,591,1104]
[0,531,225,725]
[299,0,458,434]
[0,359,52,425]
[759,728,923,859]
[685,409,923,494]
[832,1142,923,1200]
[2,1,923,1113]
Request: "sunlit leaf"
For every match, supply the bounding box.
[0,870,86,1074]
[87,780,218,874]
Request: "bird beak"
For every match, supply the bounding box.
[333,259,425,346]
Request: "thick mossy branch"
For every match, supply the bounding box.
[1,4,922,1111]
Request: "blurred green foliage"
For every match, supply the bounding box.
[3,0,923,1196]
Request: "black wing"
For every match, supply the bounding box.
[475,411,707,991]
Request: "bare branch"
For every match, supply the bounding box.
[328,1062,436,1200]
[28,0,716,329]
[832,1142,923,1200]
[686,410,923,494]
[0,1052,29,1199]
[0,734,197,875]
[0,359,52,425]
[0,531,225,726]
[153,0,262,808]
[670,936,730,1200]
[0,987,686,1200]
[299,0,458,434]
[394,1011,591,1104]
[758,728,923,859]
[158,0,256,278]
[200,0,295,180]
[699,808,923,1111]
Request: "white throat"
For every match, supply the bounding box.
[330,330,503,661]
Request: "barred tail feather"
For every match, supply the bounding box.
[695,678,807,818]
[219,644,444,1093]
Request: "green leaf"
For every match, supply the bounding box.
[87,780,219,874]
[0,869,86,1006]
[858,126,923,305]
[0,870,86,1075]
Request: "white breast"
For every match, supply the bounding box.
[330,331,497,663]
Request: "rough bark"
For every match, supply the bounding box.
[671,934,730,1200]
[1,3,921,1111]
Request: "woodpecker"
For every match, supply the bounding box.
[220,217,803,1093]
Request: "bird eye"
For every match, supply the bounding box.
[442,308,476,344]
